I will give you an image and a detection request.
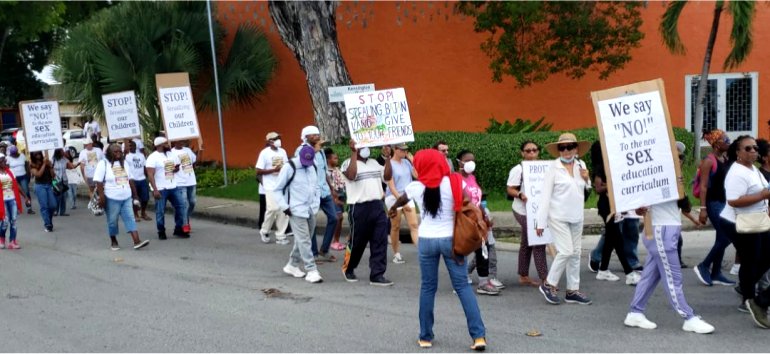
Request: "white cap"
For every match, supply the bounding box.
[154,137,168,146]
[675,141,686,154]
[300,125,320,141]
[0,153,5,159]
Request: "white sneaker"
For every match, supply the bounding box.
[489,278,505,289]
[260,230,270,243]
[305,270,323,283]
[283,264,306,278]
[682,316,715,334]
[624,312,657,329]
[467,275,473,284]
[625,271,641,286]
[276,239,290,245]
[597,270,620,281]
[730,264,741,276]
[392,252,405,264]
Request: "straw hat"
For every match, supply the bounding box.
[545,133,591,157]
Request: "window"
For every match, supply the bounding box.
[686,72,758,146]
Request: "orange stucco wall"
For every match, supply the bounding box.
[199,1,770,167]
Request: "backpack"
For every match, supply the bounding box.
[448,173,488,260]
[282,159,317,203]
[692,154,718,198]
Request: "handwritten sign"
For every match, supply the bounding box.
[102,91,141,140]
[19,100,63,152]
[591,79,682,214]
[343,88,414,148]
[328,84,375,103]
[522,160,554,246]
[156,73,201,142]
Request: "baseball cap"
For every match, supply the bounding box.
[154,137,168,146]
[266,132,280,140]
[394,143,409,150]
[299,145,315,167]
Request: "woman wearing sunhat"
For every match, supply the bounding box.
[536,133,593,305]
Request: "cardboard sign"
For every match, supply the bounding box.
[328,84,375,103]
[344,88,414,148]
[156,73,201,142]
[591,79,683,215]
[522,160,554,246]
[102,90,141,140]
[19,100,64,152]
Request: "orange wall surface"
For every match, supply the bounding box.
[199,1,770,167]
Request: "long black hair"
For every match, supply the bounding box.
[106,143,125,167]
[757,139,770,165]
[727,135,754,164]
[423,187,441,218]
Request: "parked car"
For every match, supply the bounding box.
[62,129,107,156]
[0,128,26,153]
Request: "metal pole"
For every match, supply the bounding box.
[206,0,228,186]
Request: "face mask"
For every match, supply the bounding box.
[273,139,282,148]
[560,156,575,164]
[463,161,476,174]
[359,147,370,159]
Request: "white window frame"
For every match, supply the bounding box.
[685,72,758,147]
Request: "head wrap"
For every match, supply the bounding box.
[703,129,727,146]
[414,149,449,188]
[300,126,320,142]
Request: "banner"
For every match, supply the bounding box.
[343,88,414,148]
[19,100,64,152]
[102,91,141,140]
[156,73,201,142]
[591,79,683,214]
[328,84,375,103]
[522,160,553,246]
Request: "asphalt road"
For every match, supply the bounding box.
[0,208,766,352]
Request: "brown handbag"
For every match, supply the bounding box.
[449,174,488,259]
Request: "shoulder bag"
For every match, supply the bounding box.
[448,173,488,258]
[735,169,770,234]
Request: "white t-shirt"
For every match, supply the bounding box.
[720,163,769,223]
[78,148,105,178]
[125,152,146,181]
[172,147,197,187]
[341,158,386,204]
[506,164,526,215]
[0,172,15,201]
[146,151,180,190]
[93,160,133,200]
[405,177,465,238]
[256,147,289,193]
[7,154,26,177]
[649,200,681,226]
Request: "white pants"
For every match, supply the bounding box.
[545,218,583,291]
[261,191,289,240]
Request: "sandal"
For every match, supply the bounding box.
[417,340,432,349]
[142,215,152,221]
[519,276,541,287]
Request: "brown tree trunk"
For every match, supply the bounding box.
[693,1,723,162]
[268,1,352,143]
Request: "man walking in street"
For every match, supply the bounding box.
[146,137,188,239]
[172,140,200,232]
[341,139,394,286]
[256,132,290,244]
[273,145,323,283]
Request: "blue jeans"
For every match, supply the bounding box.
[134,179,150,205]
[591,218,641,268]
[68,183,78,208]
[700,201,731,276]
[179,185,196,221]
[418,236,485,341]
[55,187,67,215]
[35,183,56,229]
[1,199,19,241]
[155,187,186,232]
[105,197,137,237]
[311,195,337,256]
[17,174,31,208]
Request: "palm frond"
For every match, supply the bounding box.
[660,0,688,55]
[724,0,755,69]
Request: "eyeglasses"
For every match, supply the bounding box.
[743,145,759,152]
[523,148,539,153]
[557,143,578,152]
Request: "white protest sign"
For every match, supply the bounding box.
[522,160,553,246]
[344,88,414,148]
[19,100,64,152]
[592,80,682,213]
[66,168,85,185]
[328,84,375,103]
[102,91,141,140]
[156,73,201,142]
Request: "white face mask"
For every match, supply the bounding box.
[359,147,371,159]
[463,160,476,174]
[272,139,282,148]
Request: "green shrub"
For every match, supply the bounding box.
[485,117,553,134]
[195,167,254,188]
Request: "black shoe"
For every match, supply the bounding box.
[369,276,394,287]
[342,269,358,283]
[173,229,190,238]
[680,263,689,269]
[27,209,35,215]
[587,254,598,273]
[633,266,644,272]
[158,231,167,240]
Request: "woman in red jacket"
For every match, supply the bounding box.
[0,153,24,249]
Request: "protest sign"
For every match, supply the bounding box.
[102,90,141,140]
[591,79,683,215]
[19,100,64,152]
[156,73,201,142]
[343,88,414,148]
[66,168,85,185]
[328,84,375,103]
[522,160,554,246]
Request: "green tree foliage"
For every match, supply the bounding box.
[53,1,276,136]
[485,117,552,134]
[456,1,645,87]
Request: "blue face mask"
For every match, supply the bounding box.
[560,156,575,164]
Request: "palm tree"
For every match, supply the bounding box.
[660,0,755,162]
[53,1,276,140]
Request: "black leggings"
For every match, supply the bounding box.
[600,219,633,274]
[724,220,770,305]
[471,245,490,278]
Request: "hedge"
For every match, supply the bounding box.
[327,127,695,199]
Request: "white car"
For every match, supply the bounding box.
[62,129,107,155]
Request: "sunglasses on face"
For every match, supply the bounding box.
[523,148,539,153]
[743,145,759,152]
[557,143,578,152]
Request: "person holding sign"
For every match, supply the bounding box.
[125,140,151,221]
[172,140,199,232]
[29,151,57,233]
[536,133,592,305]
[0,154,24,249]
[78,140,105,201]
[94,144,149,251]
[146,137,187,240]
